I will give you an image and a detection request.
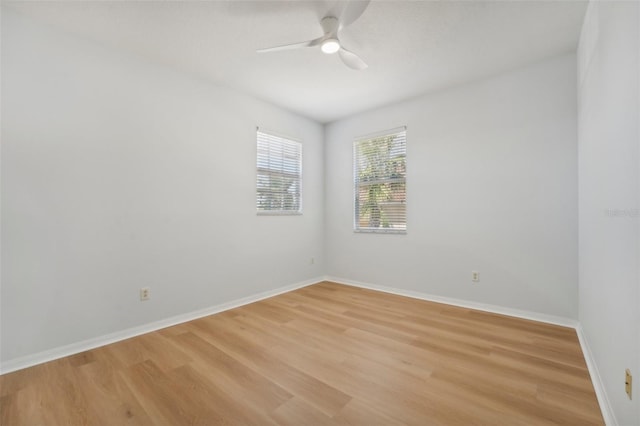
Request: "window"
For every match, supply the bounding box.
[354,127,406,232]
[256,130,302,214]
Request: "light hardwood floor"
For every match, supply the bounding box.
[0,282,603,425]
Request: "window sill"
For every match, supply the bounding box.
[354,228,406,234]
[257,211,303,216]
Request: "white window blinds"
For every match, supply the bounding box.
[354,127,406,232]
[256,130,302,214]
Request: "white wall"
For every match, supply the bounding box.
[325,54,578,319]
[578,1,640,424]
[1,10,324,363]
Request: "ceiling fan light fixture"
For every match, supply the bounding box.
[321,38,340,54]
[257,3,369,70]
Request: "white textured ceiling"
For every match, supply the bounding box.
[4,0,587,123]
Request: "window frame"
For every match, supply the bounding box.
[353,127,407,234]
[256,129,303,215]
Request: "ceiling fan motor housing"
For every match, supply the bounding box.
[321,16,340,36]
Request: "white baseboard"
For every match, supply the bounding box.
[0,276,324,375]
[326,276,578,328]
[575,324,617,426]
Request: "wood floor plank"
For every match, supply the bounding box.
[75,360,153,425]
[270,397,336,426]
[168,363,279,426]
[0,282,604,425]
[171,331,293,413]
[187,316,352,417]
[332,398,413,426]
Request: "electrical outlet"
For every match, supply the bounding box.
[625,369,632,399]
[472,271,479,282]
[140,287,150,301]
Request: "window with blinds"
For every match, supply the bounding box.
[256,130,302,214]
[354,127,406,232]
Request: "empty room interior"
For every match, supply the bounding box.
[1,0,639,424]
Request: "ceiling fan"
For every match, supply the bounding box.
[256,0,370,70]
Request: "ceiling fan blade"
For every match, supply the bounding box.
[257,37,324,53]
[339,47,368,70]
[340,0,371,27]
